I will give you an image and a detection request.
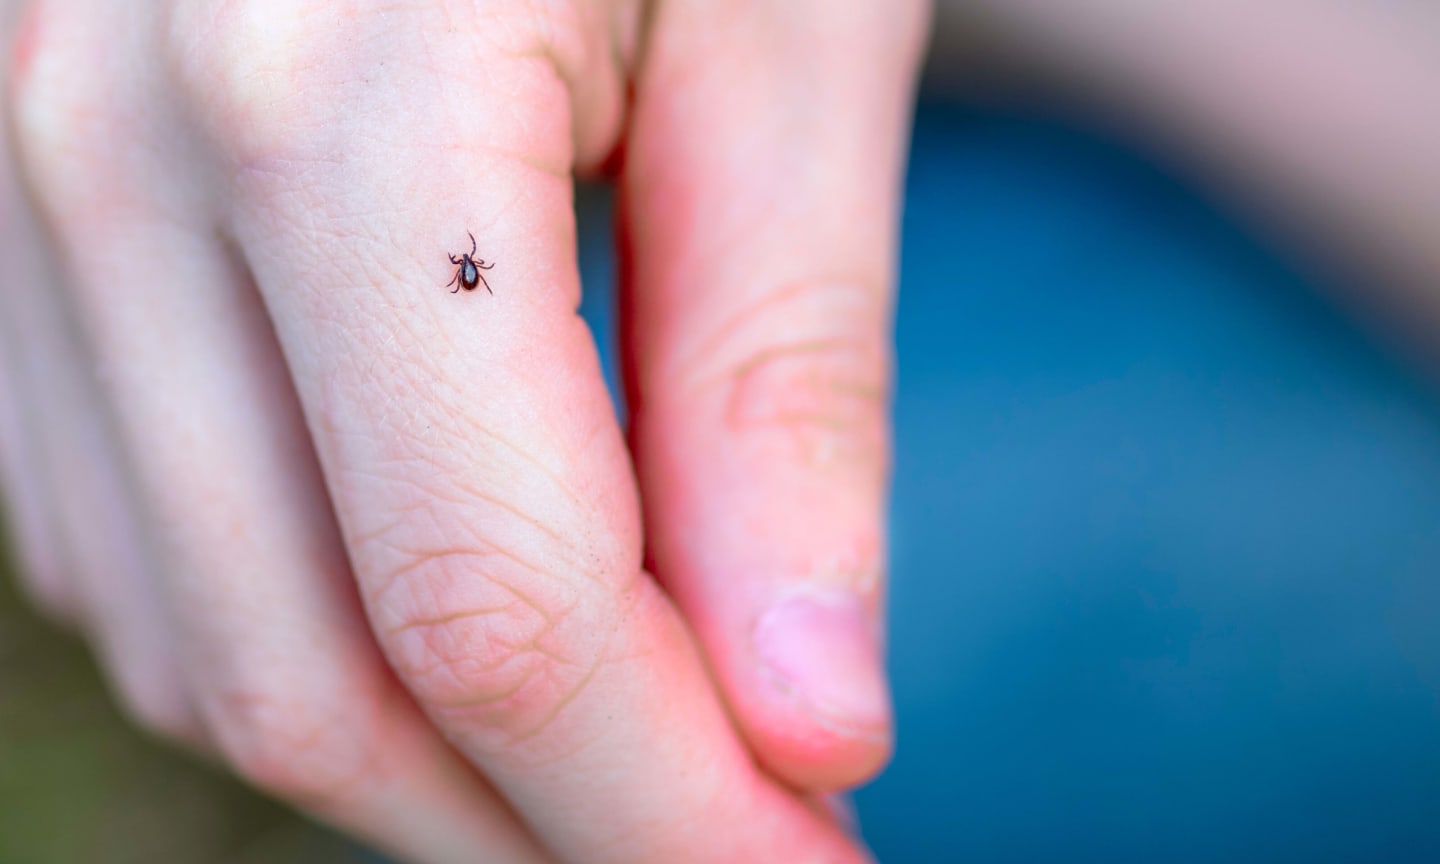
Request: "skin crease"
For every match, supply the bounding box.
[1,0,926,862]
[7,1,1440,863]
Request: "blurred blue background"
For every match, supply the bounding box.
[579,97,1440,862]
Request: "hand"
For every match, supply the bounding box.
[0,1,927,861]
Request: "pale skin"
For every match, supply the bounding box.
[5,1,1440,863]
[0,0,927,862]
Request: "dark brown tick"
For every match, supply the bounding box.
[446,231,495,294]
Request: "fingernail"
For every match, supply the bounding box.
[755,594,891,735]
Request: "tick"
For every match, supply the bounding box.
[447,231,495,294]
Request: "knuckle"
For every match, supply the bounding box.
[7,6,107,210]
[675,281,892,471]
[207,685,379,805]
[169,0,344,164]
[358,507,616,752]
[172,1,584,176]
[108,661,197,743]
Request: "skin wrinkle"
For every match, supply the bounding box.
[337,320,594,526]
[360,517,606,720]
[381,602,520,638]
[388,646,504,686]
[722,342,887,430]
[509,721,592,771]
[665,276,885,396]
[420,657,543,710]
[329,371,593,584]
[709,339,887,460]
[370,544,565,616]
[384,587,556,685]
[483,577,572,638]
[403,579,630,752]
[451,427,589,519]
[438,140,569,180]
[448,475,600,585]
[504,645,604,745]
[375,546,581,645]
[738,412,871,435]
[503,635,580,668]
[8,1,914,858]
[338,420,555,524]
[361,510,584,625]
[344,514,408,550]
[307,239,440,340]
[497,577,644,749]
[473,588,652,769]
[413,622,575,715]
[728,338,873,376]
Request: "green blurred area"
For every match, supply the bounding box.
[0,537,367,864]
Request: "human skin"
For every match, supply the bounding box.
[10,2,1434,862]
[0,1,928,862]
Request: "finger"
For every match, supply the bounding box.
[68,221,550,864]
[0,289,62,607]
[621,0,930,789]
[198,4,865,861]
[15,6,550,861]
[0,123,69,620]
[0,229,196,739]
[5,1,206,743]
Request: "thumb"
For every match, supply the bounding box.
[621,0,930,789]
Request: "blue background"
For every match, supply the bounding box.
[577,98,1440,862]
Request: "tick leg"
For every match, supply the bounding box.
[477,272,493,295]
[446,271,460,290]
[476,259,495,270]
[468,231,477,257]
[449,254,463,265]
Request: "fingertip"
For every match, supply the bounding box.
[753,708,895,792]
[755,594,891,733]
[725,592,896,791]
[633,410,898,790]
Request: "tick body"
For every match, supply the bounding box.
[447,231,495,294]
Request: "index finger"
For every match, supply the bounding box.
[185,4,863,862]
